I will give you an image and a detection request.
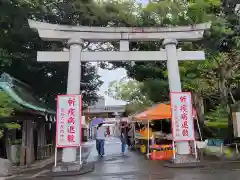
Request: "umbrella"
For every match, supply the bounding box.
[91,118,104,126]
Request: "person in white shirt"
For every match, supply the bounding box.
[96,123,106,157]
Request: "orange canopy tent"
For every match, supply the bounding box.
[133,103,197,121]
[132,103,172,156]
[133,103,171,120]
[132,103,200,157]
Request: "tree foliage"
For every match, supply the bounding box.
[0,0,107,108]
[106,78,152,114]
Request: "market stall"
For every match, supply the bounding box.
[131,103,173,159]
[130,103,200,160]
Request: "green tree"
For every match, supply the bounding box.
[0,0,107,108]
[106,78,152,114]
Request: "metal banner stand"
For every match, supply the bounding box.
[172,140,176,160]
[195,116,203,141]
[193,140,198,160]
[79,145,82,167]
[147,120,150,158]
[133,122,136,148]
[188,140,198,160]
[54,146,57,167]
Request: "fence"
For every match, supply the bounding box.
[36,144,54,160]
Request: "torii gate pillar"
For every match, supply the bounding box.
[62,38,84,162]
[163,39,189,155]
[163,39,182,92]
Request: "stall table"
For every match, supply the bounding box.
[135,132,153,153]
[150,144,174,160]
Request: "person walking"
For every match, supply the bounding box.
[96,123,106,157]
[119,120,128,154]
[127,123,134,149]
[106,126,110,136]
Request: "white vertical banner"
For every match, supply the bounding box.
[56,95,82,147]
[170,92,195,141]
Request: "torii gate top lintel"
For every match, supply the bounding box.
[28,20,211,41]
[28,19,211,33]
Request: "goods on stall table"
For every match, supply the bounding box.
[150,144,174,160]
[140,145,146,153]
[150,150,174,160]
[135,128,153,153]
[150,144,173,150]
[135,128,153,139]
[135,133,149,140]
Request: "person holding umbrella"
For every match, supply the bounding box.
[91,117,104,139]
[96,123,107,157]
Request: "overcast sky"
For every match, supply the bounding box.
[97,67,127,106]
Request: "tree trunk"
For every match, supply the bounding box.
[192,93,205,138]
[219,77,234,143]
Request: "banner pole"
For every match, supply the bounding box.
[193,140,198,160]
[172,140,176,159]
[196,116,203,141]
[79,145,82,166]
[147,120,150,158]
[54,147,57,167]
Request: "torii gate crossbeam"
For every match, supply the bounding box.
[37,50,205,62]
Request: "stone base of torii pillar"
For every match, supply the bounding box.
[164,156,202,168]
[51,162,95,176]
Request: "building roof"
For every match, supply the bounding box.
[0,73,55,116]
[84,105,125,114]
[84,96,125,114]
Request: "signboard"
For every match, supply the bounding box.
[56,95,82,147]
[86,105,125,113]
[170,92,194,141]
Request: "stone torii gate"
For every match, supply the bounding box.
[28,20,211,165]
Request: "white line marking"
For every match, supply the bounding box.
[30,169,50,178]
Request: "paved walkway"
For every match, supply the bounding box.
[7,142,93,179]
[56,137,240,180]
[8,137,240,180]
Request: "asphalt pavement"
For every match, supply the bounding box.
[6,141,94,180]
[7,137,240,180]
